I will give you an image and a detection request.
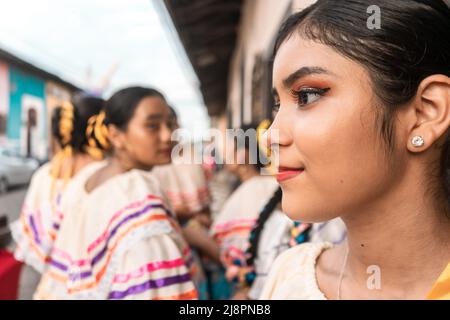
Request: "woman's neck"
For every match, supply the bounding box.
[339,174,450,299]
[71,153,97,174]
[84,157,132,194]
[110,153,153,173]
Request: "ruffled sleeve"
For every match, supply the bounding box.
[153,163,211,214]
[108,233,198,300]
[11,164,60,273]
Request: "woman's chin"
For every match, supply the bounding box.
[281,197,338,223]
[155,156,172,166]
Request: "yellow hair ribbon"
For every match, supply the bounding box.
[84,145,104,160]
[257,119,277,175]
[94,111,110,149]
[59,101,74,146]
[84,111,109,160]
[49,101,77,199]
[257,119,272,157]
[427,262,450,300]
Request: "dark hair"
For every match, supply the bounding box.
[245,187,282,269]
[168,105,178,121]
[104,86,165,130]
[51,93,104,153]
[274,0,450,199]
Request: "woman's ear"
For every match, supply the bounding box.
[107,124,125,150]
[407,75,450,153]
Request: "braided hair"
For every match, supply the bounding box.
[246,187,282,268]
[229,187,311,287]
[85,110,111,158]
[84,86,167,157]
[51,94,105,155]
[50,93,105,196]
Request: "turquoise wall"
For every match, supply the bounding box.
[7,66,46,140]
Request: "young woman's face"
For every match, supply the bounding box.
[269,34,406,222]
[119,96,175,169]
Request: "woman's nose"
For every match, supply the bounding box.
[267,108,291,148]
[160,123,173,143]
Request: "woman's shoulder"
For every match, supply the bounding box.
[28,162,52,186]
[260,242,332,300]
[85,168,164,204]
[35,162,52,175]
[115,168,163,195]
[22,163,56,206]
[62,161,107,197]
[73,160,107,183]
[273,242,332,270]
[83,169,176,238]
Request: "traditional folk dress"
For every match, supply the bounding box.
[153,161,212,300]
[152,161,210,215]
[247,209,294,299]
[211,176,279,272]
[309,218,347,245]
[261,242,450,300]
[34,168,198,300]
[11,161,104,274]
[260,242,332,300]
[230,200,346,299]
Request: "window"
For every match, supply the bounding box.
[0,113,6,136]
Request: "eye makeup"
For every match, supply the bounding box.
[290,87,330,108]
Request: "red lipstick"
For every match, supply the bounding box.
[276,167,304,182]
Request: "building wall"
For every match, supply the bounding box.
[226,0,316,128]
[0,54,77,158]
[0,62,9,142]
[8,66,47,159]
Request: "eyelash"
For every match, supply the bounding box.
[273,87,330,112]
[146,123,160,130]
[292,87,330,107]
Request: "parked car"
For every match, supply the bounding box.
[0,146,39,193]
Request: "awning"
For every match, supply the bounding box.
[163,0,243,116]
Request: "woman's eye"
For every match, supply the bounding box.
[146,123,160,130]
[293,87,330,107]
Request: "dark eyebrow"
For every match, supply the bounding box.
[145,114,164,121]
[282,66,332,89]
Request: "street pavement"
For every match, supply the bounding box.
[0,185,27,224]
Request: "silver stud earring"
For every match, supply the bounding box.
[412,136,425,148]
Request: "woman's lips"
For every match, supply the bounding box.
[159,148,172,157]
[276,167,304,182]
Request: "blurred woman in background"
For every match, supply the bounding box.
[35,86,199,300]
[210,124,279,297]
[153,106,218,299]
[11,93,105,276]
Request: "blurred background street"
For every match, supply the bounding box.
[1,187,26,224]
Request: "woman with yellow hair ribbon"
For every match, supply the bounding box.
[11,94,106,281]
[35,87,199,300]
